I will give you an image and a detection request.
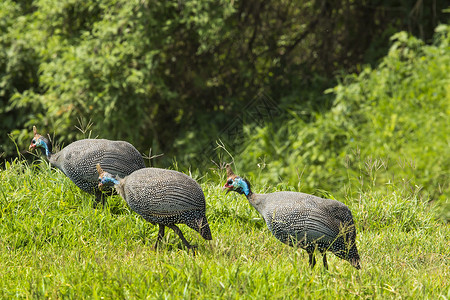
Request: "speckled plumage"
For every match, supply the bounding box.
[29,126,145,204]
[97,165,212,250]
[224,164,360,269]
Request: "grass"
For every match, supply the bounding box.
[0,159,448,299]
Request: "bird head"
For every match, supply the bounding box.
[29,126,52,155]
[96,164,119,190]
[223,164,251,196]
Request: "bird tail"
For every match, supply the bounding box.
[350,257,361,269]
[187,215,212,241]
[349,245,361,269]
[200,222,213,240]
[198,216,212,240]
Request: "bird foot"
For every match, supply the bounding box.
[186,244,198,256]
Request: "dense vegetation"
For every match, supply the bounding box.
[237,27,450,219]
[0,1,449,297]
[1,0,447,159]
[1,0,449,215]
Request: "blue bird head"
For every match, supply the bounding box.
[96,164,119,190]
[29,126,52,156]
[223,164,251,196]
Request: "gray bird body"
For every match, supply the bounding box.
[248,191,360,268]
[103,167,212,248]
[224,164,360,269]
[50,139,145,196]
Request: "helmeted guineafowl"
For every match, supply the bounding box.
[96,164,212,250]
[223,164,361,270]
[29,126,146,205]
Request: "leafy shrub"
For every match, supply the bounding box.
[236,25,450,219]
[2,0,448,164]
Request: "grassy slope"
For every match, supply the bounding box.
[0,160,448,299]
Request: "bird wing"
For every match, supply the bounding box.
[262,192,342,245]
[123,169,206,216]
[52,139,145,193]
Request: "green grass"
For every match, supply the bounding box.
[0,159,448,299]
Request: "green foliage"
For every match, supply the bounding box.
[0,0,42,158]
[1,0,448,163]
[237,25,450,219]
[1,2,449,296]
[0,159,448,298]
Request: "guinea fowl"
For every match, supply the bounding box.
[223,164,361,270]
[29,126,145,205]
[96,164,212,250]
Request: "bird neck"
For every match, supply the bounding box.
[246,192,266,215]
[114,180,126,199]
[40,141,52,159]
[106,177,121,186]
[244,188,253,199]
[237,178,252,198]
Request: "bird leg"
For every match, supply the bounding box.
[167,224,197,251]
[322,253,328,270]
[308,251,316,268]
[94,192,105,208]
[154,224,165,250]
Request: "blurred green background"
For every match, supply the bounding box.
[1,0,449,218]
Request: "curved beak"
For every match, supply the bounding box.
[29,144,36,150]
[223,184,232,194]
[98,182,104,190]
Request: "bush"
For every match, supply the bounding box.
[236,25,450,219]
[2,0,448,164]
